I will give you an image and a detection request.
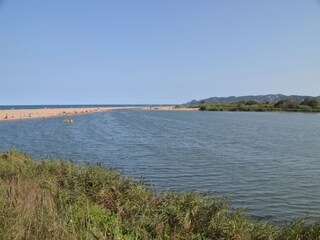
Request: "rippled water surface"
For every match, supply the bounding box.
[1,110,320,223]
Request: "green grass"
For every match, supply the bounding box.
[1,150,320,239]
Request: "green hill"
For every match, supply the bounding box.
[186,94,320,106]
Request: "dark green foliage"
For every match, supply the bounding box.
[196,98,320,113]
[199,102,277,112]
[243,100,259,105]
[1,150,320,239]
[301,98,319,109]
[274,99,299,109]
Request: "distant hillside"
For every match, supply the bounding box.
[185,94,320,105]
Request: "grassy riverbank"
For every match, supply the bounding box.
[1,151,320,239]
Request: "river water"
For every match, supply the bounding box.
[1,110,320,223]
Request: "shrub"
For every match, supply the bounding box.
[301,98,319,109]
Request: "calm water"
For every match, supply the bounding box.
[1,110,320,223]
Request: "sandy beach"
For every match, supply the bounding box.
[0,107,112,121]
[0,106,199,121]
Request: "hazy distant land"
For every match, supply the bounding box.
[185,94,320,105]
[183,94,320,112]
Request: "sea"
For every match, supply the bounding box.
[0,104,151,110]
[1,105,320,224]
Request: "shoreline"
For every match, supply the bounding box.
[0,106,199,121]
[1,150,319,239]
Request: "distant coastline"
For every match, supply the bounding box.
[0,106,199,122]
[183,94,320,113]
[185,94,320,105]
[193,98,320,113]
[0,104,174,110]
[2,98,320,122]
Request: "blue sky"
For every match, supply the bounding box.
[1,0,319,104]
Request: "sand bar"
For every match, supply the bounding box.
[0,106,199,121]
[0,107,132,121]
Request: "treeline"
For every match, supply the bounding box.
[198,98,320,112]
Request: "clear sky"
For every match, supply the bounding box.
[1,0,320,104]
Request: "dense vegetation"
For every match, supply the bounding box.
[186,94,320,106]
[2,151,320,239]
[198,98,320,112]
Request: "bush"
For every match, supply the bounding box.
[301,98,319,109]
[274,99,299,109]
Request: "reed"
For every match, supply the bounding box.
[1,150,319,239]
